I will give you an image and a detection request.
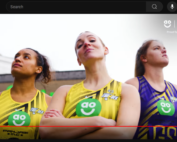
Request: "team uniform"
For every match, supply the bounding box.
[63,79,122,121]
[0,89,48,139]
[134,76,177,139]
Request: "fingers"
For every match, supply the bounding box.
[111,119,116,126]
[107,119,116,126]
[44,114,55,118]
[44,112,59,118]
[45,111,59,117]
[44,109,64,118]
[50,109,65,118]
[44,113,57,118]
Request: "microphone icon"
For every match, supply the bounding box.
[171,4,174,9]
[167,2,177,12]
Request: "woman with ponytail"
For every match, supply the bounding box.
[125,40,177,139]
[0,48,52,139]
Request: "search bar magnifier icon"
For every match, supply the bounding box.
[152,4,157,9]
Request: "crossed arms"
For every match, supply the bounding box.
[39,83,140,139]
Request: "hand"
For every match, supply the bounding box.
[96,116,116,126]
[44,109,64,118]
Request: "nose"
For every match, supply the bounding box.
[83,41,90,48]
[162,48,167,53]
[15,56,21,62]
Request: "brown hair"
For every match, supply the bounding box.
[135,40,157,77]
[26,48,51,83]
[75,31,105,55]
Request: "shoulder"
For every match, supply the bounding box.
[53,85,73,98]
[125,77,139,90]
[121,83,139,98]
[166,81,177,91]
[45,85,73,111]
[0,90,6,96]
[172,84,177,90]
[55,85,73,93]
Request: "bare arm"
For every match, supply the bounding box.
[78,83,141,139]
[125,77,139,90]
[39,85,115,139]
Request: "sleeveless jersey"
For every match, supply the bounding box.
[0,89,48,139]
[63,79,122,121]
[134,76,177,139]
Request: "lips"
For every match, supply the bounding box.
[13,63,22,67]
[84,48,93,54]
[162,54,167,57]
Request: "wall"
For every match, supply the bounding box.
[0,70,85,94]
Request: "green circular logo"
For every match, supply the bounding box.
[76,99,101,117]
[157,100,175,116]
[8,111,31,126]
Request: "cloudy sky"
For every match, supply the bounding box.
[0,14,177,83]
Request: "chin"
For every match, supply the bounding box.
[88,54,104,60]
[11,69,22,78]
[162,61,169,67]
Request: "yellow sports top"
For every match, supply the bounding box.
[0,89,48,139]
[63,79,122,121]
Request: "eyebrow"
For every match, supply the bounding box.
[87,35,94,37]
[76,35,95,43]
[24,53,31,56]
[15,52,31,56]
[153,45,165,48]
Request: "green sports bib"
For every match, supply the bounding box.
[76,99,101,117]
[157,100,175,116]
[8,111,31,126]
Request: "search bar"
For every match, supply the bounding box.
[146,1,163,12]
[6,1,146,13]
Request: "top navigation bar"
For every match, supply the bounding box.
[1,1,177,13]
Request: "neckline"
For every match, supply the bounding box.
[142,75,167,93]
[8,89,39,104]
[81,79,114,92]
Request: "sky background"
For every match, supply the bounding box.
[0,14,177,83]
